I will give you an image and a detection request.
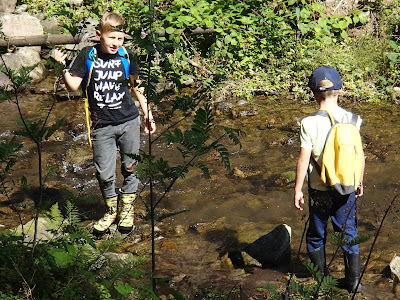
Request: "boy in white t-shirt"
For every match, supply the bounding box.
[293,66,365,293]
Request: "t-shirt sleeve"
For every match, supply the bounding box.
[127,48,140,76]
[69,47,89,78]
[299,119,313,149]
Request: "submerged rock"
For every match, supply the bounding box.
[390,255,400,282]
[15,217,55,242]
[274,171,296,186]
[243,224,291,268]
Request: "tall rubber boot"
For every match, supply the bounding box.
[118,193,136,233]
[308,246,328,277]
[344,252,362,293]
[93,196,118,235]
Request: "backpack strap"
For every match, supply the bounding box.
[84,46,97,93]
[312,109,360,127]
[118,46,130,79]
[311,109,337,125]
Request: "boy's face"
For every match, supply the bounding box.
[98,30,125,54]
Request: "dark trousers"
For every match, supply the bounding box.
[306,188,359,254]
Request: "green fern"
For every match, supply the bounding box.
[65,200,81,230]
[218,125,245,148]
[191,104,214,135]
[193,162,210,178]
[330,231,371,247]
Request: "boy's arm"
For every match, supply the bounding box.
[294,147,312,211]
[62,69,83,92]
[356,151,365,198]
[130,75,156,134]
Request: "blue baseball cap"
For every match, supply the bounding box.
[308,66,342,91]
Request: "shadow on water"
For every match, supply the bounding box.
[1,81,400,298]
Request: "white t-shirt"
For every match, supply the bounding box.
[300,106,362,191]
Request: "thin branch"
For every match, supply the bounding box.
[351,193,400,300]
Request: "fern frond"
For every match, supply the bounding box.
[193,162,210,179]
[347,234,371,247]
[215,144,231,171]
[47,202,63,225]
[65,200,81,228]
[217,125,245,148]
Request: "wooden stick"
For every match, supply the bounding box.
[0,27,216,48]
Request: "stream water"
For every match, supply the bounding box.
[1,77,400,298]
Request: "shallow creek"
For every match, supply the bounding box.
[1,82,400,298]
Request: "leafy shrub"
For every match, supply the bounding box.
[0,202,150,299]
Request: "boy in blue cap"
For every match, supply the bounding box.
[53,12,155,235]
[293,66,365,293]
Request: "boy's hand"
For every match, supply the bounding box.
[294,191,304,211]
[355,183,363,198]
[52,49,67,66]
[144,117,156,134]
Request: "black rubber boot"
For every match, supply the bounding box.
[344,252,362,293]
[308,246,328,276]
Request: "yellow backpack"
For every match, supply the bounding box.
[311,110,363,195]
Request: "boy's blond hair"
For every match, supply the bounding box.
[98,12,125,33]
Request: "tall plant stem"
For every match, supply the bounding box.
[146,0,157,291]
[351,193,400,300]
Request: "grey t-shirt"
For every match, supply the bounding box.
[70,45,140,126]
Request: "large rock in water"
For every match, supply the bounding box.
[243,224,291,267]
[0,14,45,84]
[0,14,43,39]
[0,0,17,14]
[390,255,400,282]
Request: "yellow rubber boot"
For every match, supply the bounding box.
[93,196,118,234]
[118,193,136,233]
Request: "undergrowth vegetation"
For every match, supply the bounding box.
[19,0,400,101]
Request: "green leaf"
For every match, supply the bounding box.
[321,35,332,45]
[85,236,97,249]
[65,243,77,256]
[194,162,210,178]
[165,27,174,34]
[338,20,348,30]
[48,249,72,268]
[388,39,399,50]
[128,269,146,278]
[44,116,66,140]
[298,23,307,35]
[318,18,327,28]
[387,52,399,62]
[115,282,133,295]
[205,20,213,28]
[224,35,232,44]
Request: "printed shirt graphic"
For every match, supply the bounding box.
[70,46,140,126]
[93,57,126,109]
